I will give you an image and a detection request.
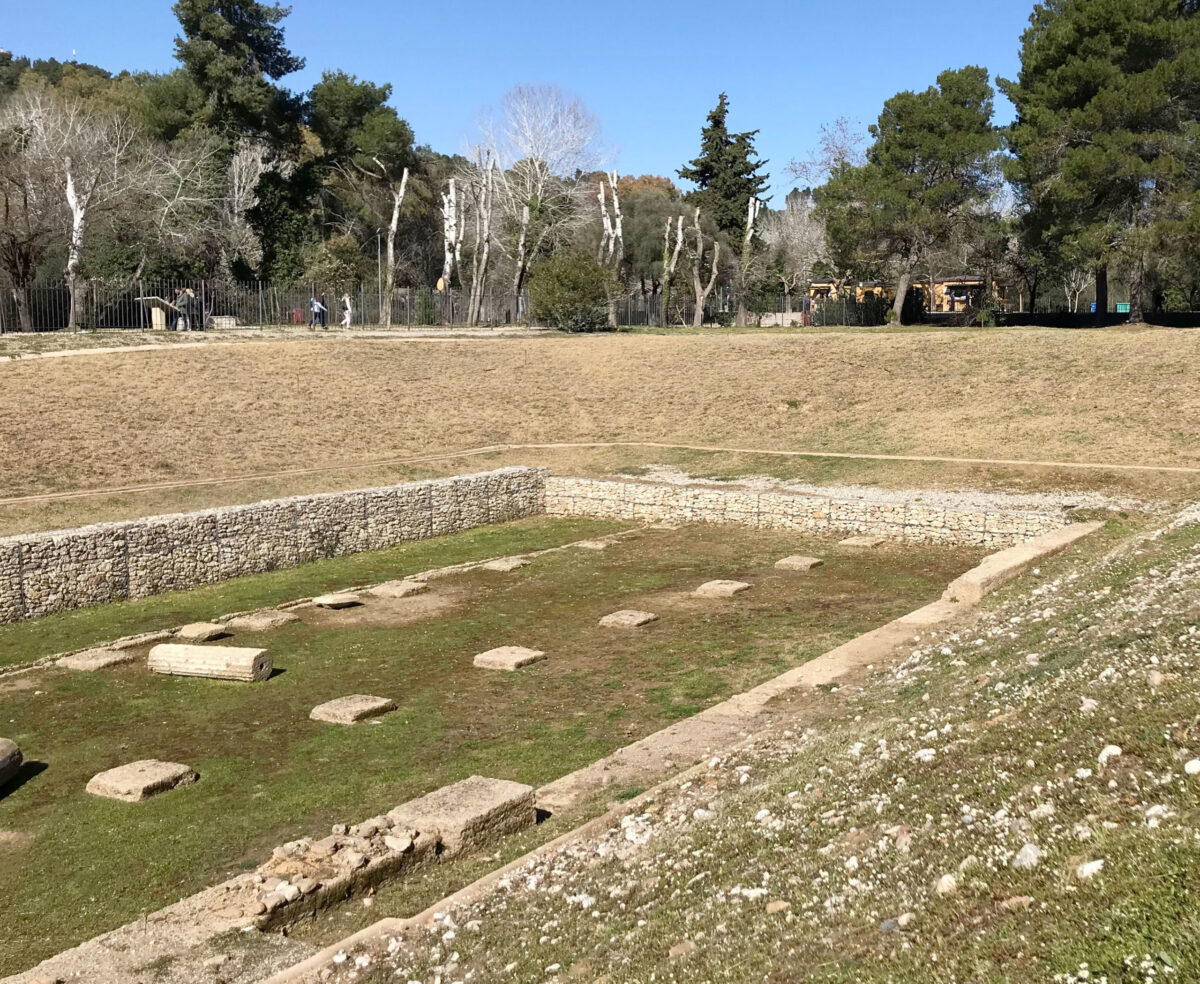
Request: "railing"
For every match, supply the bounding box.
[0,280,531,333]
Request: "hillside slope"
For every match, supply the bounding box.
[340,509,1200,983]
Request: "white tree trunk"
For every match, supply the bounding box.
[468,156,496,325]
[381,167,409,329]
[691,209,720,328]
[661,215,684,327]
[441,177,458,288]
[64,160,89,332]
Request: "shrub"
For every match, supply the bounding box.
[528,253,618,332]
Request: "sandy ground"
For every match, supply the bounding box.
[4,328,1199,498]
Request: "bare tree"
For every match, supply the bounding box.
[596,170,623,267]
[658,214,686,326]
[787,117,867,186]
[689,207,720,328]
[1061,265,1094,313]
[734,196,764,326]
[0,89,214,330]
[760,194,826,315]
[483,85,601,309]
[461,146,496,325]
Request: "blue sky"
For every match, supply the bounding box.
[5,0,1034,197]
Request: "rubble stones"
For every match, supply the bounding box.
[545,476,1068,547]
[85,760,198,802]
[310,695,397,725]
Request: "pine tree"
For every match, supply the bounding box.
[815,67,1000,323]
[678,93,769,240]
[1000,0,1200,321]
[172,0,304,142]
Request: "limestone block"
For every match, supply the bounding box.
[482,556,531,572]
[367,580,428,599]
[575,540,613,551]
[310,695,397,725]
[86,760,198,802]
[693,580,751,599]
[148,643,272,682]
[387,775,536,855]
[837,535,887,551]
[473,646,547,671]
[0,738,22,788]
[599,610,659,628]
[57,648,137,671]
[175,621,228,642]
[226,610,300,633]
[775,555,824,572]
[312,592,361,609]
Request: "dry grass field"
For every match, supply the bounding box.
[3,326,1199,532]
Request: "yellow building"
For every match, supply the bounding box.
[809,276,1010,313]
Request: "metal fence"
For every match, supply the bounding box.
[0,278,905,333]
[0,280,531,333]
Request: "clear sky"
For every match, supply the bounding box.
[4,0,1034,197]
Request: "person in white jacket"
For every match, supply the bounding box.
[340,293,352,329]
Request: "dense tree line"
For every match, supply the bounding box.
[1,0,1198,329]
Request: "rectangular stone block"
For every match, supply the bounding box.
[148,643,272,682]
[693,579,751,598]
[310,694,397,724]
[58,648,137,671]
[474,646,547,671]
[598,610,659,628]
[774,555,824,572]
[367,580,428,599]
[86,760,198,802]
[386,775,536,855]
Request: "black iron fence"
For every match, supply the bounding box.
[0,280,531,333]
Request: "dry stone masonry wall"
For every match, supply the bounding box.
[0,467,546,624]
[545,477,1068,548]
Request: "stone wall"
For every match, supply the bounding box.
[544,477,1067,547]
[0,467,546,624]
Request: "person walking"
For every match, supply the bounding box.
[318,294,328,329]
[307,295,323,329]
[170,287,185,331]
[340,293,352,329]
[184,288,199,331]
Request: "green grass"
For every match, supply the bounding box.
[0,522,979,975]
[354,514,1200,984]
[0,517,621,669]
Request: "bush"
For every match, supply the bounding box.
[528,253,618,332]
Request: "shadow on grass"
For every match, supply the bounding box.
[0,761,48,800]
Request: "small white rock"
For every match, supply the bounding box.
[1012,843,1042,870]
[1184,759,1200,776]
[1076,859,1105,881]
[935,873,957,897]
[1098,744,1122,769]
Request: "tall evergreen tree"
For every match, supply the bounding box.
[172,0,304,143]
[1000,0,1200,321]
[815,66,1000,322]
[678,93,769,239]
